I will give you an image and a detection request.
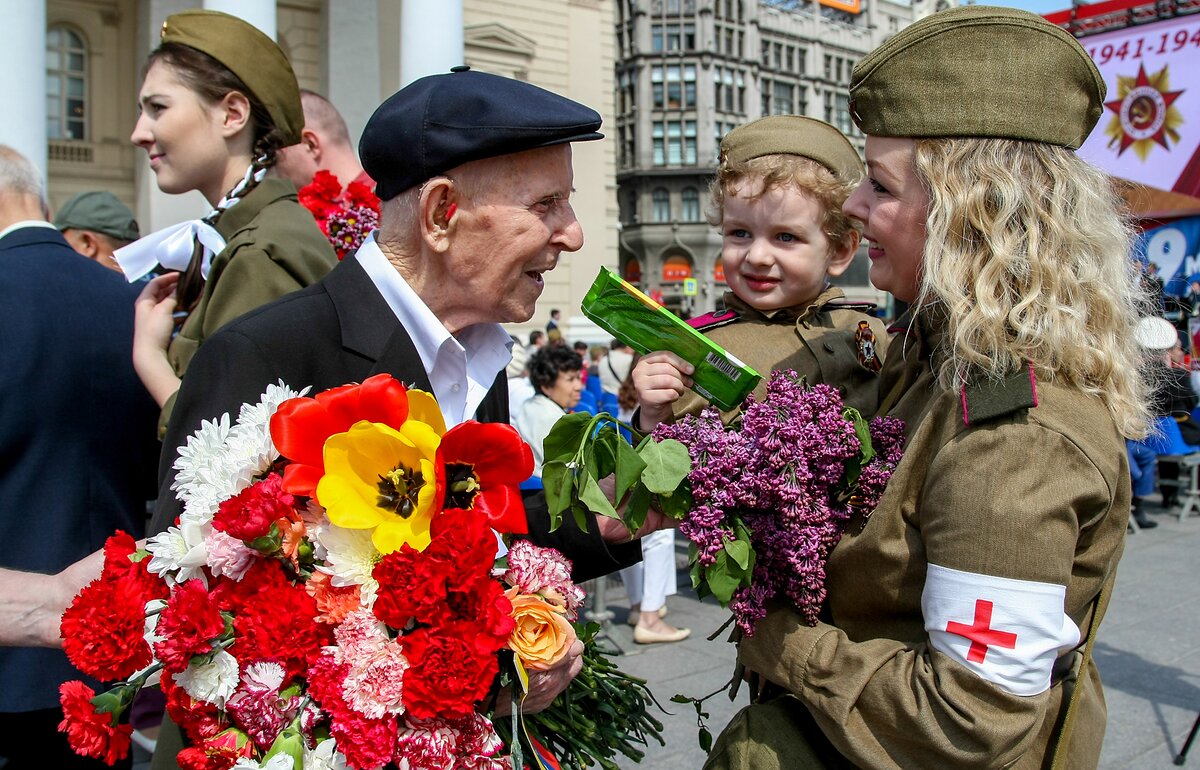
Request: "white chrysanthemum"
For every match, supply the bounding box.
[315,524,380,607]
[171,381,307,525]
[234,755,295,770]
[304,739,348,770]
[146,521,210,586]
[176,649,239,707]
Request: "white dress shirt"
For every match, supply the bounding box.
[354,234,513,428]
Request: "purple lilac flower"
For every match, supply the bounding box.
[656,370,905,635]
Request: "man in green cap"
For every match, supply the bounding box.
[53,191,140,273]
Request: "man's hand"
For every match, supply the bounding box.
[594,475,680,544]
[631,351,694,433]
[494,640,585,716]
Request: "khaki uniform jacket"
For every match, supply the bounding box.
[671,286,888,422]
[159,177,337,431]
[737,308,1130,769]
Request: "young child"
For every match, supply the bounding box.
[633,116,888,432]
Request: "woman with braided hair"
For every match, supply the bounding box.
[122,10,336,430]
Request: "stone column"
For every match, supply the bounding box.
[202,0,276,39]
[1,0,47,180]
[400,0,463,85]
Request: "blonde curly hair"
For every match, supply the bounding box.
[707,154,861,253]
[910,137,1152,438]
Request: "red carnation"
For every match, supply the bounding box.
[438,422,533,535]
[371,545,451,629]
[401,622,501,720]
[176,746,239,770]
[58,680,133,766]
[61,575,153,681]
[161,672,223,744]
[231,578,330,679]
[154,580,226,673]
[305,653,397,770]
[212,472,294,543]
[99,531,169,602]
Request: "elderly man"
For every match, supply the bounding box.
[52,191,140,273]
[274,89,372,190]
[148,68,652,767]
[0,147,158,768]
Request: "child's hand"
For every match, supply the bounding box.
[632,351,694,433]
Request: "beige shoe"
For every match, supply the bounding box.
[633,623,691,644]
[625,605,669,626]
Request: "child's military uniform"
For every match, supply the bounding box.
[672,287,887,421]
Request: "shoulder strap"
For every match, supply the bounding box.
[1049,572,1114,770]
[960,362,1039,426]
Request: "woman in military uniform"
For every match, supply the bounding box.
[123,10,337,431]
[714,6,1151,768]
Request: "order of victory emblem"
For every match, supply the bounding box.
[1104,63,1185,159]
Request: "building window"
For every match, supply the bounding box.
[825,91,854,135]
[657,65,697,109]
[653,120,697,165]
[47,25,87,141]
[714,67,745,114]
[652,24,663,52]
[681,187,701,222]
[652,188,671,222]
[655,22,695,52]
[773,81,794,115]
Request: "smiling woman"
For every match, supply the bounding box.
[121,10,336,431]
[717,6,1154,770]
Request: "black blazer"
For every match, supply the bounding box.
[153,256,638,581]
[0,226,158,710]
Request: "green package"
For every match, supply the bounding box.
[580,267,761,411]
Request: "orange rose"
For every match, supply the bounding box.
[505,588,576,671]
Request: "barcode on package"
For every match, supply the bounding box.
[704,352,742,381]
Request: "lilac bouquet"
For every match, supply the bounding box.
[654,371,904,635]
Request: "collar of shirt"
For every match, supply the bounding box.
[355,234,513,427]
[0,220,58,240]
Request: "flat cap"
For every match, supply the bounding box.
[720,116,862,182]
[361,67,603,200]
[53,192,140,242]
[849,5,1105,149]
[160,10,303,147]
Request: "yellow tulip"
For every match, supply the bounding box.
[317,419,443,553]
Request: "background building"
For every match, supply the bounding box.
[614,0,913,316]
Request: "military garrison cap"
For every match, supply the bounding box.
[160,10,303,147]
[53,192,140,242]
[720,116,862,183]
[360,67,604,200]
[848,5,1105,149]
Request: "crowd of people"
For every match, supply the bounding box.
[0,4,1181,769]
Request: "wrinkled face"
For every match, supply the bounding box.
[131,60,230,203]
[721,182,846,312]
[445,145,584,325]
[843,136,929,303]
[543,368,583,410]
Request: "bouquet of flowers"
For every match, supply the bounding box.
[542,370,904,636]
[57,375,662,769]
[298,170,380,259]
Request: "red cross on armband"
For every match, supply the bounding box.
[945,599,1018,663]
[922,563,1081,696]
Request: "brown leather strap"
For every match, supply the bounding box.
[1049,572,1114,769]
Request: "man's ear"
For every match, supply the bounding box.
[300,128,321,161]
[76,231,101,259]
[218,90,253,139]
[826,229,860,278]
[418,178,458,253]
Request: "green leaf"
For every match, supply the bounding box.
[704,550,743,605]
[669,694,692,704]
[841,407,875,487]
[613,438,648,503]
[656,485,694,521]
[623,483,651,535]
[542,412,595,464]
[723,538,752,571]
[579,472,618,520]
[638,438,692,494]
[541,461,574,531]
[587,429,619,481]
[699,727,713,754]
